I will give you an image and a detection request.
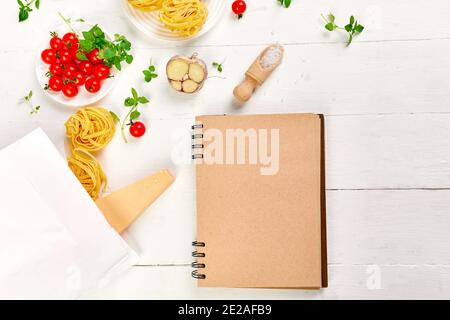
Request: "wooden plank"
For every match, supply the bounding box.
[5,0,450,49]
[2,112,450,191]
[123,189,450,266]
[326,114,450,189]
[83,264,450,299]
[3,119,449,266]
[2,41,449,118]
[327,190,450,265]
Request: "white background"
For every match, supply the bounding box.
[1,0,450,299]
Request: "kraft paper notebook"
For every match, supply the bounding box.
[191,113,327,289]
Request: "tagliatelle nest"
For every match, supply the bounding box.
[128,0,164,11]
[159,0,208,37]
[67,149,107,200]
[65,107,116,153]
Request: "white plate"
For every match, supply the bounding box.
[122,0,227,42]
[36,22,120,108]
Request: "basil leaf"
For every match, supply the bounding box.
[19,8,29,22]
[110,111,120,123]
[130,110,141,121]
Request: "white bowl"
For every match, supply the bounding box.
[122,0,227,42]
[36,21,120,108]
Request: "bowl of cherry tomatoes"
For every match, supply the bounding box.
[36,21,120,108]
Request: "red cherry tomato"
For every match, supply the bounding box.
[64,64,77,72]
[88,48,103,65]
[232,0,246,17]
[59,50,73,64]
[50,36,64,51]
[41,49,57,64]
[49,63,63,76]
[62,83,78,98]
[78,61,93,75]
[63,64,77,79]
[129,121,146,138]
[62,33,79,50]
[92,63,110,80]
[48,76,63,92]
[85,78,102,93]
[73,71,86,86]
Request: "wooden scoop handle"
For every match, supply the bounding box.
[233,76,259,102]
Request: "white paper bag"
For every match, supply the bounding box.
[0,128,138,299]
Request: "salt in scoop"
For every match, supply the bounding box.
[233,44,284,103]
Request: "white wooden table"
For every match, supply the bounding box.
[1,0,450,299]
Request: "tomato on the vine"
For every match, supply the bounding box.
[85,78,102,93]
[62,83,78,98]
[232,0,247,18]
[129,121,146,138]
[59,50,73,64]
[48,76,63,92]
[41,49,57,64]
[92,63,110,80]
[50,36,64,51]
[62,33,79,51]
[49,63,63,76]
[78,61,93,75]
[88,48,103,65]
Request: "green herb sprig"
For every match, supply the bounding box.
[18,0,40,22]
[143,62,158,82]
[321,13,364,46]
[212,61,224,73]
[58,12,84,35]
[277,0,291,8]
[119,88,149,143]
[21,90,40,114]
[76,25,133,71]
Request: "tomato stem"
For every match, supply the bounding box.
[120,106,136,144]
[58,12,79,38]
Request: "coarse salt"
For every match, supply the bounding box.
[260,45,283,69]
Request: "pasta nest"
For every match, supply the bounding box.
[128,0,164,11]
[65,107,116,153]
[159,0,208,37]
[68,149,107,200]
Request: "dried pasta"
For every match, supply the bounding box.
[159,0,208,37]
[68,148,107,200]
[65,107,116,153]
[65,107,116,200]
[128,0,164,11]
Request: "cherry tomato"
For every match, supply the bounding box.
[62,33,79,50]
[62,83,78,98]
[48,76,63,92]
[50,36,64,51]
[49,63,63,76]
[59,50,73,64]
[88,48,103,65]
[232,0,246,17]
[41,49,57,64]
[73,71,86,86]
[92,63,110,80]
[63,63,77,73]
[129,121,146,138]
[85,78,102,93]
[78,61,93,75]
[63,64,77,79]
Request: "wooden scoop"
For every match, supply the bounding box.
[233,44,284,103]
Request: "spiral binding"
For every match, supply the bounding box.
[191,124,204,160]
[192,241,206,279]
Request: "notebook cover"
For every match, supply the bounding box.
[194,113,326,289]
